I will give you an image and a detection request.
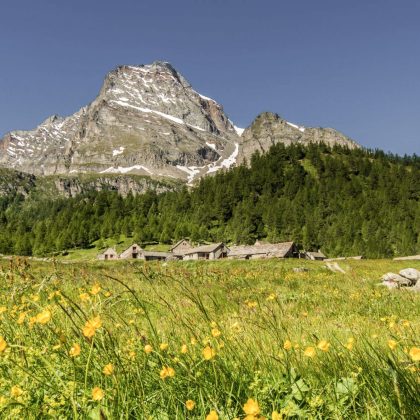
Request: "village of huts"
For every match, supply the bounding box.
[98,239,327,262]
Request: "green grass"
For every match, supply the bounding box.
[0,258,418,418]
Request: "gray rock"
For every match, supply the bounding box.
[381,272,412,287]
[411,281,420,292]
[380,281,399,290]
[237,112,359,164]
[399,268,420,284]
[381,272,400,282]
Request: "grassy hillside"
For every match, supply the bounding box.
[0,258,418,418]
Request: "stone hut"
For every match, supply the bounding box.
[228,241,299,260]
[169,239,194,259]
[97,248,119,261]
[119,244,142,259]
[183,243,229,260]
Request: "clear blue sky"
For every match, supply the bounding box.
[1,0,419,154]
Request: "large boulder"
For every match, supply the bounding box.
[381,272,412,287]
[399,268,420,284]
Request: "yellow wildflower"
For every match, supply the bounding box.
[90,283,101,295]
[69,343,81,357]
[388,340,397,350]
[92,387,104,401]
[185,399,195,410]
[266,293,276,301]
[0,307,7,314]
[190,337,197,345]
[243,398,260,416]
[206,410,219,420]
[17,312,26,325]
[283,340,292,351]
[83,316,102,338]
[11,386,23,398]
[211,328,221,338]
[160,342,169,351]
[317,340,330,352]
[402,320,410,327]
[79,292,90,302]
[203,346,216,360]
[304,346,316,358]
[144,344,153,354]
[0,337,7,353]
[160,366,175,379]
[409,347,420,362]
[103,363,114,376]
[35,309,52,324]
[181,344,188,354]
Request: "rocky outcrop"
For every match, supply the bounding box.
[380,268,420,290]
[0,168,178,198]
[238,112,359,164]
[50,175,177,198]
[0,168,36,197]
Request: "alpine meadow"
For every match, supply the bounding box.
[1,1,420,417]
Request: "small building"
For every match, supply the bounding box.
[183,243,229,260]
[97,248,119,261]
[228,241,299,260]
[119,244,143,259]
[305,250,327,261]
[170,239,194,259]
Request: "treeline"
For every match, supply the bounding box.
[0,143,419,258]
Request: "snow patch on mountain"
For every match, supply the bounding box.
[206,142,218,151]
[111,100,205,132]
[100,165,153,174]
[234,125,245,136]
[207,143,239,174]
[286,121,305,132]
[112,146,125,156]
[176,165,202,185]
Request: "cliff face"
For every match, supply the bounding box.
[0,167,179,198]
[0,62,360,189]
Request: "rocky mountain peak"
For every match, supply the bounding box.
[98,62,234,136]
[0,61,360,188]
[237,111,359,163]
